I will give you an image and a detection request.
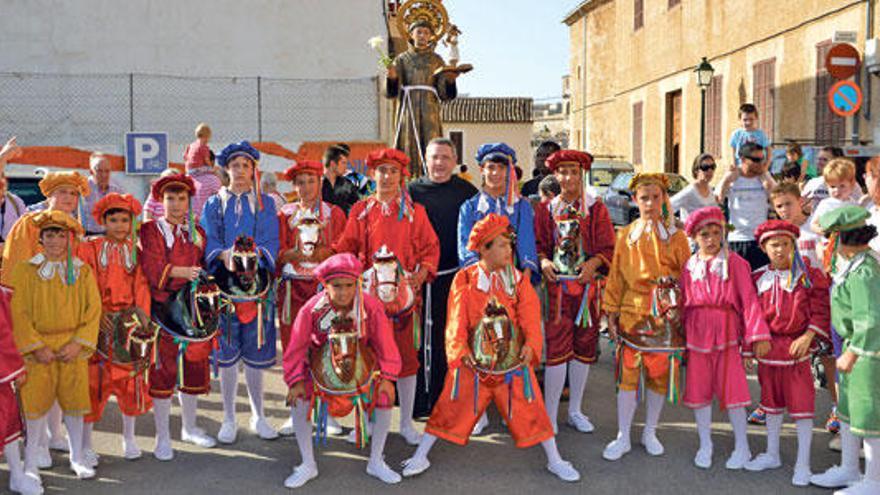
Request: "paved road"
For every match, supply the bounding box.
[2,340,844,494]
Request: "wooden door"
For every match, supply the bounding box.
[665,90,682,174]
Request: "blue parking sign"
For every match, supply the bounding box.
[125,132,168,175]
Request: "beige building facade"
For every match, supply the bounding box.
[565,0,880,173]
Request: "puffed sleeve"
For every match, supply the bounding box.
[133,265,152,317]
[1,216,36,286]
[412,204,440,279]
[514,201,539,278]
[73,265,102,351]
[730,256,771,345]
[445,270,471,369]
[9,263,43,354]
[255,196,280,269]
[327,205,347,245]
[807,267,831,343]
[332,201,367,258]
[0,287,24,383]
[602,230,627,314]
[138,222,172,293]
[588,201,616,269]
[670,231,692,278]
[841,267,880,358]
[457,198,478,268]
[283,297,314,387]
[200,195,225,266]
[534,201,554,261]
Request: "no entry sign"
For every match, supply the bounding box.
[825,43,861,80]
[828,80,863,117]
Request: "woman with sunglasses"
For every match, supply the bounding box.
[671,153,719,225]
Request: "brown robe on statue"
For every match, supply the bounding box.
[386,46,458,177]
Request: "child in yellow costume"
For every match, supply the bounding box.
[9,210,101,482]
[602,173,691,461]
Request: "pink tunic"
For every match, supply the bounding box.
[680,252,770,410]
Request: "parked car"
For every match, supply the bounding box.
[603,172,689,226]
[589,159,634,196]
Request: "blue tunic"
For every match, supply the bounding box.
[457,192,539,284]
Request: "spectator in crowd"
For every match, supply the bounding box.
[82,152,123,235]
[802,147,860,212]
[521,140,561,197]
[538,174,561,203]
[671,153,718,225]
[0,176,26,252]
[142,169,179,222]
[260,171,286,212]
[729,103,770,165]
[185,123,221,217]
[321,144,359,215]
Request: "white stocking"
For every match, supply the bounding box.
[617,390,637,442]
[728,407,749,454]
[244,365,265,420]
[694,406,712,452]
[644,390,665,435]
[291,400,315,467]
[794,418,812,471]
[541,437,564,466]
[47,402,63,444]
[24,416,47,475]
[567,361,590,417]
[840,422,862,473]
[370,408,392,466]
[82,422,94,452]
[865,437,880,482]
[411,433,438,461]
[122,414,137,445]
[153,398,172,445]
[178,392,200,433]
[765,413,782,458]
[219,365,239,424]
[4,440,25,478]
[63,415,85,465]
[397,375,417,431]
[543,364,567,430]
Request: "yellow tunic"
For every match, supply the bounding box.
[9,256,101,418]
[1,211,82,286]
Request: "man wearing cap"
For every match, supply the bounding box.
[334,147,439,445]
[401,213,580,482]
[386,17,459,177]
[283,253,402,487]
[743,219,830,485]
[811,206,880,494]
[140,173,216,460]
[602,173,691,461]
[521,140,562,199]
[78,193,152,466]
[200,141,280,444]
[81,153,124,236]
[9,210,101,481]
[2,171,89,285]
[679,206,771,471]
[276,160,347,436]
[534,149,615,435]
[408,137,478,415]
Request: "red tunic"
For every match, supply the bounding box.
[534,196,616,364]
[333,196,440,376]
[0,286,24,447]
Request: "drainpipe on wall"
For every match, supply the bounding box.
[865,0,873,122]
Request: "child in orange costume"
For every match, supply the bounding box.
[78,193,152,466]
[401,214,580,482]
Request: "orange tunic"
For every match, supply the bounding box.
[78,237,153,421]
[424,263,553,448]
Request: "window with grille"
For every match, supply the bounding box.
[634,0,644,30]
[632,102,643,165]
[704,75,723,158]
[753,58,776,141]
[815,41,845,145]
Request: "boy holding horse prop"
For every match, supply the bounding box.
[401,213,580,483]
[140,173,217,461]
[78,192,154,466]
[534,149,615,435]
[282,252,402,488]
[601,173,690,462]
[201,141,280,444]
[334,147,439,446]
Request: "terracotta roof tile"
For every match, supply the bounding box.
[441,97,533,123]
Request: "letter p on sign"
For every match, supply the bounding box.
[125,132,168,175]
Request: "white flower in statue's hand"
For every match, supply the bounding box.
[368,36,384,50]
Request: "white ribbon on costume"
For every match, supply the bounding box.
[392,85,439,177]
[423,265,460,395]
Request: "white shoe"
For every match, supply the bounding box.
[278,417,295,437]
[48,437,69,452]
[283,462,318,489]
[641,431,664,456]
[216,421,238,444]
[401,456,431,477]
[567,412,595,433]
[35,448,52,469]
[153,439,174,462]
[400,426,422,446]
[123,440,142,460]
[744,453,782,472]
[547,460,580,482]
[694,446,712,469]
[366,459,402,484]
[249,417,279,440]
[83,448,99,468]
[326,417,343,436]
[792,465,812,487]
[182,427,218,448]
[9,472,43,495]
[471,415,489,435]
[833,479,880,495]
[725,448,751,470]
[602,435,631,461]
[69,460,95,479]
[811,465,862,488]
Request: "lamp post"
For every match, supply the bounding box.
[695,57,715,153]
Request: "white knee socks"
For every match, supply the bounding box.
[567,362,590,418]
[541,437,564,466]
[616,390,637,442]
[397,375,417,432]
[24,417,48,475]
[220,365,239,424]
[543,364,567,430]
[694,406,713,453]
[47,402,64,445]
[644,390,665,435]
[794,418,812,471]
[840,422,862,473]
[244,365,265,420]
[728,407,749,455]
[122,414,137,445]
[4,440,25,478]
[153,398,172,445]
[82,422,94,453]
[63,415,85,465]
[370,409,393,466]
[291,400,315,468]
[411,433,438,461]
[865,437,880,482]
[178,392,199,433]
[765,413,783,458]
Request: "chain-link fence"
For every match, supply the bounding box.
[0,72,380,146]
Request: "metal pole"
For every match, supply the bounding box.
[257,76,263,142]
[129,73,134,132]
[700,87,706,153]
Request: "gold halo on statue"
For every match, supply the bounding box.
[396,0,449,45]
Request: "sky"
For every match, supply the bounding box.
[441,0,584,101]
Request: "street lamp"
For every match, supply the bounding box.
[695,57,715,153]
